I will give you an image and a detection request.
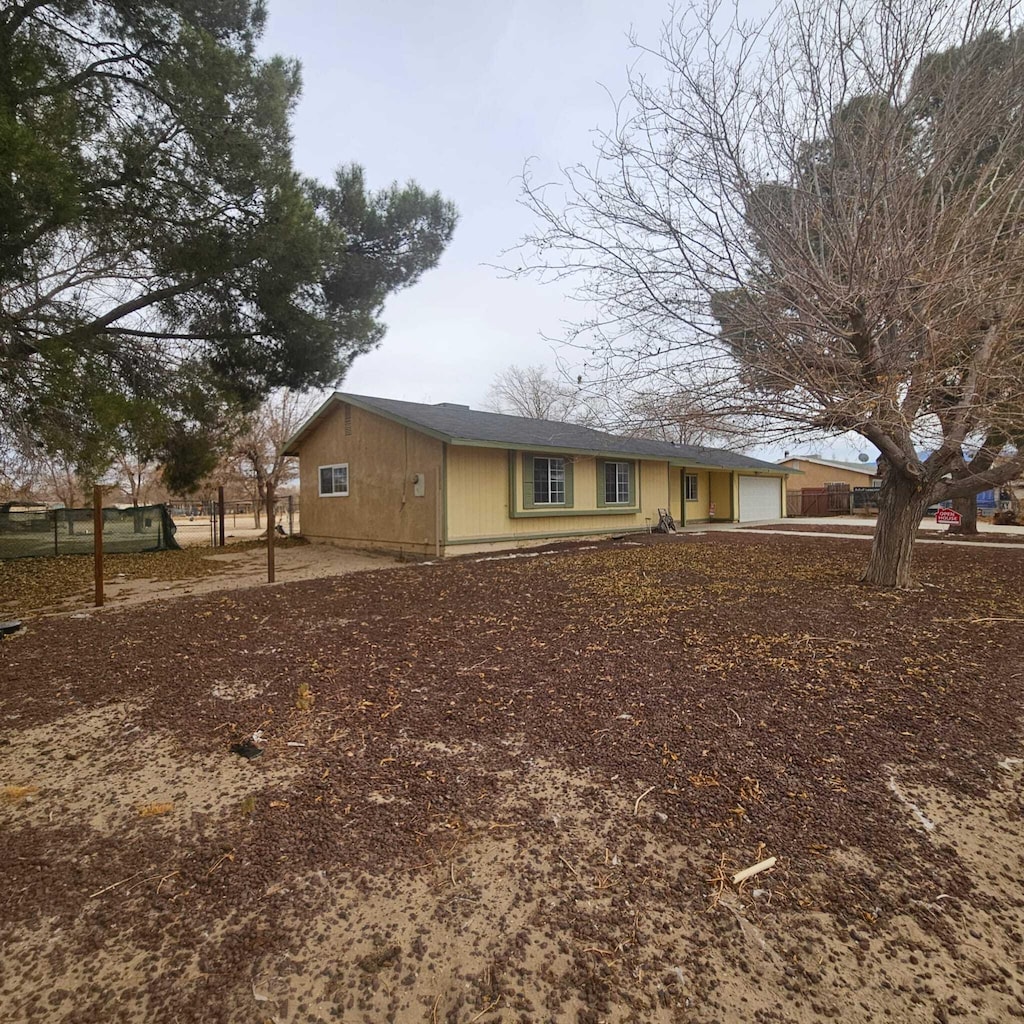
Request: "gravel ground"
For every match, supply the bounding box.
[1,532,1023,1023]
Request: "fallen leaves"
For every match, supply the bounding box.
[0,548,240,615]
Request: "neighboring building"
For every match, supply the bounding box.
[282,393,792,558]
[777,455,880,493]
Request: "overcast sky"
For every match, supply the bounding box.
[259,1,865,461]
[259,2,671,395]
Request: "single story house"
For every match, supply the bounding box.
[282,393,791,558]
[777,455,880,492]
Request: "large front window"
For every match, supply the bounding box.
[604,461,631,504]
[533,457,566,504]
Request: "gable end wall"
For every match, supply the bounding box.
[297,402,443,556]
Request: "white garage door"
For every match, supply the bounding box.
[738,476,782,522]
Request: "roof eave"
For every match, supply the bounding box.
[281,392,456,456]
[280,393,341,456]
[282,394,789,475]
[449,437,789,473]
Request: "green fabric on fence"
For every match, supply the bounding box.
[0,505,179,560]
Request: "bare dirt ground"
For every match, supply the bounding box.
[0,538,397,619]
[98,541,395,611]
[2,532,1023,1024]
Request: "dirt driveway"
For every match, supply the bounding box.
[99,541,398,610]
[2,532,1023,1023]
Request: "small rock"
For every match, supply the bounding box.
[654,811,668,823]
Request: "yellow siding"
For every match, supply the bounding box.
[444,447,510,539]
[710,472,734,521]
[682,469,711,521]
[639,460,670,520]
[298,402,443,556]
[445,448,671,546]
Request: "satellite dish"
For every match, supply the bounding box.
[857,453,870,462]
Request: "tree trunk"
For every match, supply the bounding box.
[946,493,978,535]
[861,471,932,588]
[255,478,267,532]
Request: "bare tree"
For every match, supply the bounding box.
[619,390,753,448]
[0,422,42,502]
[517,0,1024,587]
[38,452,84,510]
[112,453,160,508]
[231,390,318,530]
[484,365,606,425]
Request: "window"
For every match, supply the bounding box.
[319,463,349,496]
[598,462,630,505]
[522,454,575,510]
[533,456,566,504]
[685,473,698,502]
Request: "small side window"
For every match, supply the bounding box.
[319,463,349,496]
[684,473,698,502]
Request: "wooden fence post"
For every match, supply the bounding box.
[93,485,104,607]
[266,483,275,584]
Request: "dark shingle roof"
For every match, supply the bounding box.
[284,393,789,473]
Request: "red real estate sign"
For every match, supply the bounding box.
[935,507,962,525]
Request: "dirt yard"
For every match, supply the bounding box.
[0,538,397,618]
[2,532,1023,1023]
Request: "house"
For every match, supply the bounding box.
[282,393,792,558]
[777,455,880,492]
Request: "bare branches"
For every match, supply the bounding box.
[514,0,1024,468]
[229,389,319,515]
[513,0,1024,583]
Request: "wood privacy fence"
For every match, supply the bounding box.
[790,483,852,517]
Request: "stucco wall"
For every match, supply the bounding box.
[298,402,443,556]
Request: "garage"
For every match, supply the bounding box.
[738,476,783,522]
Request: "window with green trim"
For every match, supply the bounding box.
[684,473,698,502]
[533,456,566,504]
[523,454,574,508]
[598,460,635,506]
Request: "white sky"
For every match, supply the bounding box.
[259,0,865,462]
[258,2,672,394]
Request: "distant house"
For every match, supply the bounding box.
[780,453,1018,515]
[282,393,792,558]
[777,455,880,493]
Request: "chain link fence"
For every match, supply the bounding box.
[0,504,179,560]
